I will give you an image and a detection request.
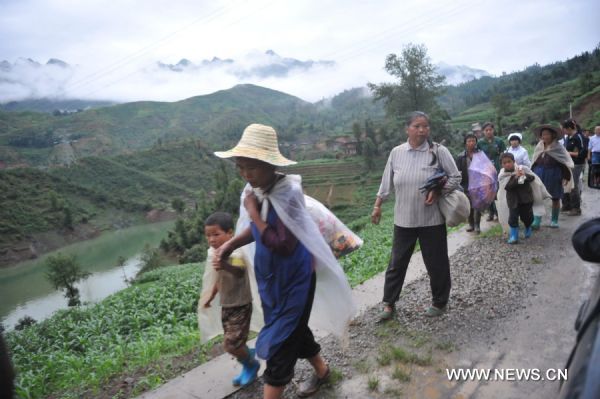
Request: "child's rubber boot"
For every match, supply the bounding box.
[232,347,254,386]
[507,227,519,244]
[550,208,559,228]
[239,348,260,386]
[531,215,541,230]
[524,225,533,238]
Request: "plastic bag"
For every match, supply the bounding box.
[438,189,470,227]
[304,195,363,258]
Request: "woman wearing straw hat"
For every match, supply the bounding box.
[214,123,356,398]
[531,124,574,228]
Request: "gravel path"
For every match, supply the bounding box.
[228,226,560,399]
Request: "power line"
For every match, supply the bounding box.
[79,0,278,98]
[65,0,244,94]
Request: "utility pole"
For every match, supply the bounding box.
[569,103,573,118]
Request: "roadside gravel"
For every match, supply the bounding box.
[228,225,555,398]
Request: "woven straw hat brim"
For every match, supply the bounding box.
[214,123,296,166]
[214,146,296,166]
[534,124,561,139]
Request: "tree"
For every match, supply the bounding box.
[63,206,73,230]
[368,43,446,117]
[363,137,377,171]
[352,122,363,155]
[171,198,185,215]
[117,255,129,286]
[491,93,511,134]
[45,253,91,306]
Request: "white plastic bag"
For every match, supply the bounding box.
[438,189,470,227]
[304,195,363,258]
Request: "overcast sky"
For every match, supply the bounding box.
[1,0,598,103]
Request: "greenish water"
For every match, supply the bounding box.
[0,220,174,328]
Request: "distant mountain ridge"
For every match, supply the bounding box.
[0,51,336,106]
[155,50,335,79]
[436,62,491,85]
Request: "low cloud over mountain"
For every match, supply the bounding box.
[436,62,491,85]
[0,51,490,105]
[0,51,336,103]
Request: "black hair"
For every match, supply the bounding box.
[405,111,430,127]
[204,211,234,232]
[404,111,437,165]
[508,134,522,143]
[463,133,478,145]
[481,122,494,130]
[500,152,515,162]
[562,118,577,130]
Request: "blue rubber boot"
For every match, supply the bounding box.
[232,347,255,386]
[550,208,559,228]
[524,225,533,238]
[239,348,259,386]
[531,215,541,230]
[507,227,519,244]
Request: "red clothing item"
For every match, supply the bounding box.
[261,206,299,256]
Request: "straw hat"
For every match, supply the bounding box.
[533,124,561,139]
[214,123,296,166]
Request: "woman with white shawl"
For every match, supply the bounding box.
[530,124,574,228]
[214,124,356,399]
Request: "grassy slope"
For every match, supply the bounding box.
[0,142,225,252]
[4,200,397,399]
[449,73,600,133]
[0,85,315,166]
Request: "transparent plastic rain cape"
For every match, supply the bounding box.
[198,175,362,342]
[197,247,264,343]
[237,174,358,341]
[496,165,552,233]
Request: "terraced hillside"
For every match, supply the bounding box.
[287,157,386,226]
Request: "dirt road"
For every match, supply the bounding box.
[230,186,599,399]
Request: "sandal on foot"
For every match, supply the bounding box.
[297,366,331,397]
[377,304,395,322]
[425,305,446,317]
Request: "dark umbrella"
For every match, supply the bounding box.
[419,168,448,195]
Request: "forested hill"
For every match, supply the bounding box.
[440,46,600,115]
[0,141,228,264]
[0,84,386,168]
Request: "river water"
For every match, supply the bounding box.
[0,220,174,329]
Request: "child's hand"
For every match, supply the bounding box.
[203,299,212,308]
[211,256,223,271]
[243,190,260,214]
[216,240,233,261]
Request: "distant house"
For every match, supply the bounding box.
[328,135,359,155]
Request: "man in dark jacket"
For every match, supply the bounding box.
[456,133,482,233]
[477,122,505,221]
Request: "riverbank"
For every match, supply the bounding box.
[0,209,175,268]
[1,219,176,329]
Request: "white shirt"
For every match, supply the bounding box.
[589,135,600,153]
[505,145,531,167]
